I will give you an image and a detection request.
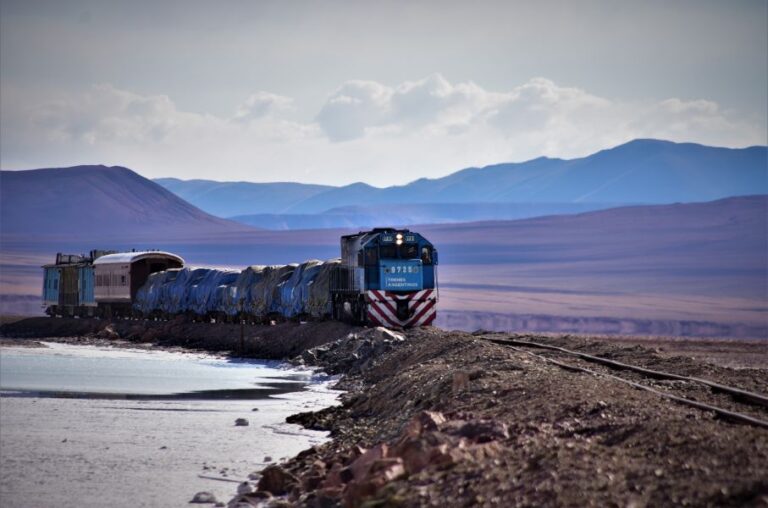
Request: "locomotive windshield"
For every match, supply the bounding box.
[376,243,432,265]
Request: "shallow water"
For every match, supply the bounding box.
[0,342,309,397]
[0,343,341,507]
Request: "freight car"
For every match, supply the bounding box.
[41,228,439,328]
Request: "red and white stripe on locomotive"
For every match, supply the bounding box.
[366,289,437,328]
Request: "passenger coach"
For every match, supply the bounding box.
[93,251,184,317]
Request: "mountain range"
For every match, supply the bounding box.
[155,139,768,229]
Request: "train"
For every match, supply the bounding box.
[41,228,439,328]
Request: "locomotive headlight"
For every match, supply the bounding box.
[395,233,403,245]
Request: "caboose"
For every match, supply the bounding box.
[330,228,438,327]
[42,250,115,317]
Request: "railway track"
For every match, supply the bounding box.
[481,337,768,430]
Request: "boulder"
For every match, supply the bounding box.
[349,443,389,480]
[343,458,405,508]
[257,465,298,495]
[189,491,217,504]
[394,437,433,474]
[404,410,446,437]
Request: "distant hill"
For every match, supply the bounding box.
[153,178,333,217]
[0,165,255,240]
[154,140,768,226]
[229,202,620,230]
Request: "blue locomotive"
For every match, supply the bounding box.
[331,228,438,327]
[41,228,439,328]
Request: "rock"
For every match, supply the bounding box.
[320,462,344,490]
[343,480,379,508]
[301,349,318,364]
[452,371,471,394]
[296,447,318,460]
[301,473,324,490]
[369,457,406,482]
[243,491,272,500]
[466,441,504,461]
[405,410,446,437]
[252,407,260,411]
[456,420,509,443]
[97,324,119,340]
[394,437,433,474]
[237,481,253,495]
[189,491,217,504]
[350,443,389,480]
[317,486,344,500]
[429,443,467,469]
[235,418,249,426]
[343,458,405,508]
[263,456,273,462]
[256,465,298,495]
[370,326,405,342]
[339,466,355,483]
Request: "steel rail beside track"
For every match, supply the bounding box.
[482,338,768,430]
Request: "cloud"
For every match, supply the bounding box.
[31,84,188,145]
[315,80,393,141]
[233,91,294,123]
[1,76,764,186]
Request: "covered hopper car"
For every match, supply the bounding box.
[41,228,439,328]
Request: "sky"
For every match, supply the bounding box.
[1,0,766,187]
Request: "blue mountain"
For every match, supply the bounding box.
[153,139,767,225]
[283,139,767,212]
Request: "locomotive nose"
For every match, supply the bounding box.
[396,299,411,321]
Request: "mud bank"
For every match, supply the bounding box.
[0,317,362,359]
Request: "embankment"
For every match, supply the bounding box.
[0,317,361,359]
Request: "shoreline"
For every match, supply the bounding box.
[2,318,767,506]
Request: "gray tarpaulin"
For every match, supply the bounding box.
[134,259,339,319]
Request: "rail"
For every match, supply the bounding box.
[481,337,768,430]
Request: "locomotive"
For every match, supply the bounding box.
[41,228,439,328]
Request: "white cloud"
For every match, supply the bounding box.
[233,91,294,123]
[30,84,190,145]
[315,80,393,141]
[1,76,764,186]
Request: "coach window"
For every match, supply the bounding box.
[121,275,127,286]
